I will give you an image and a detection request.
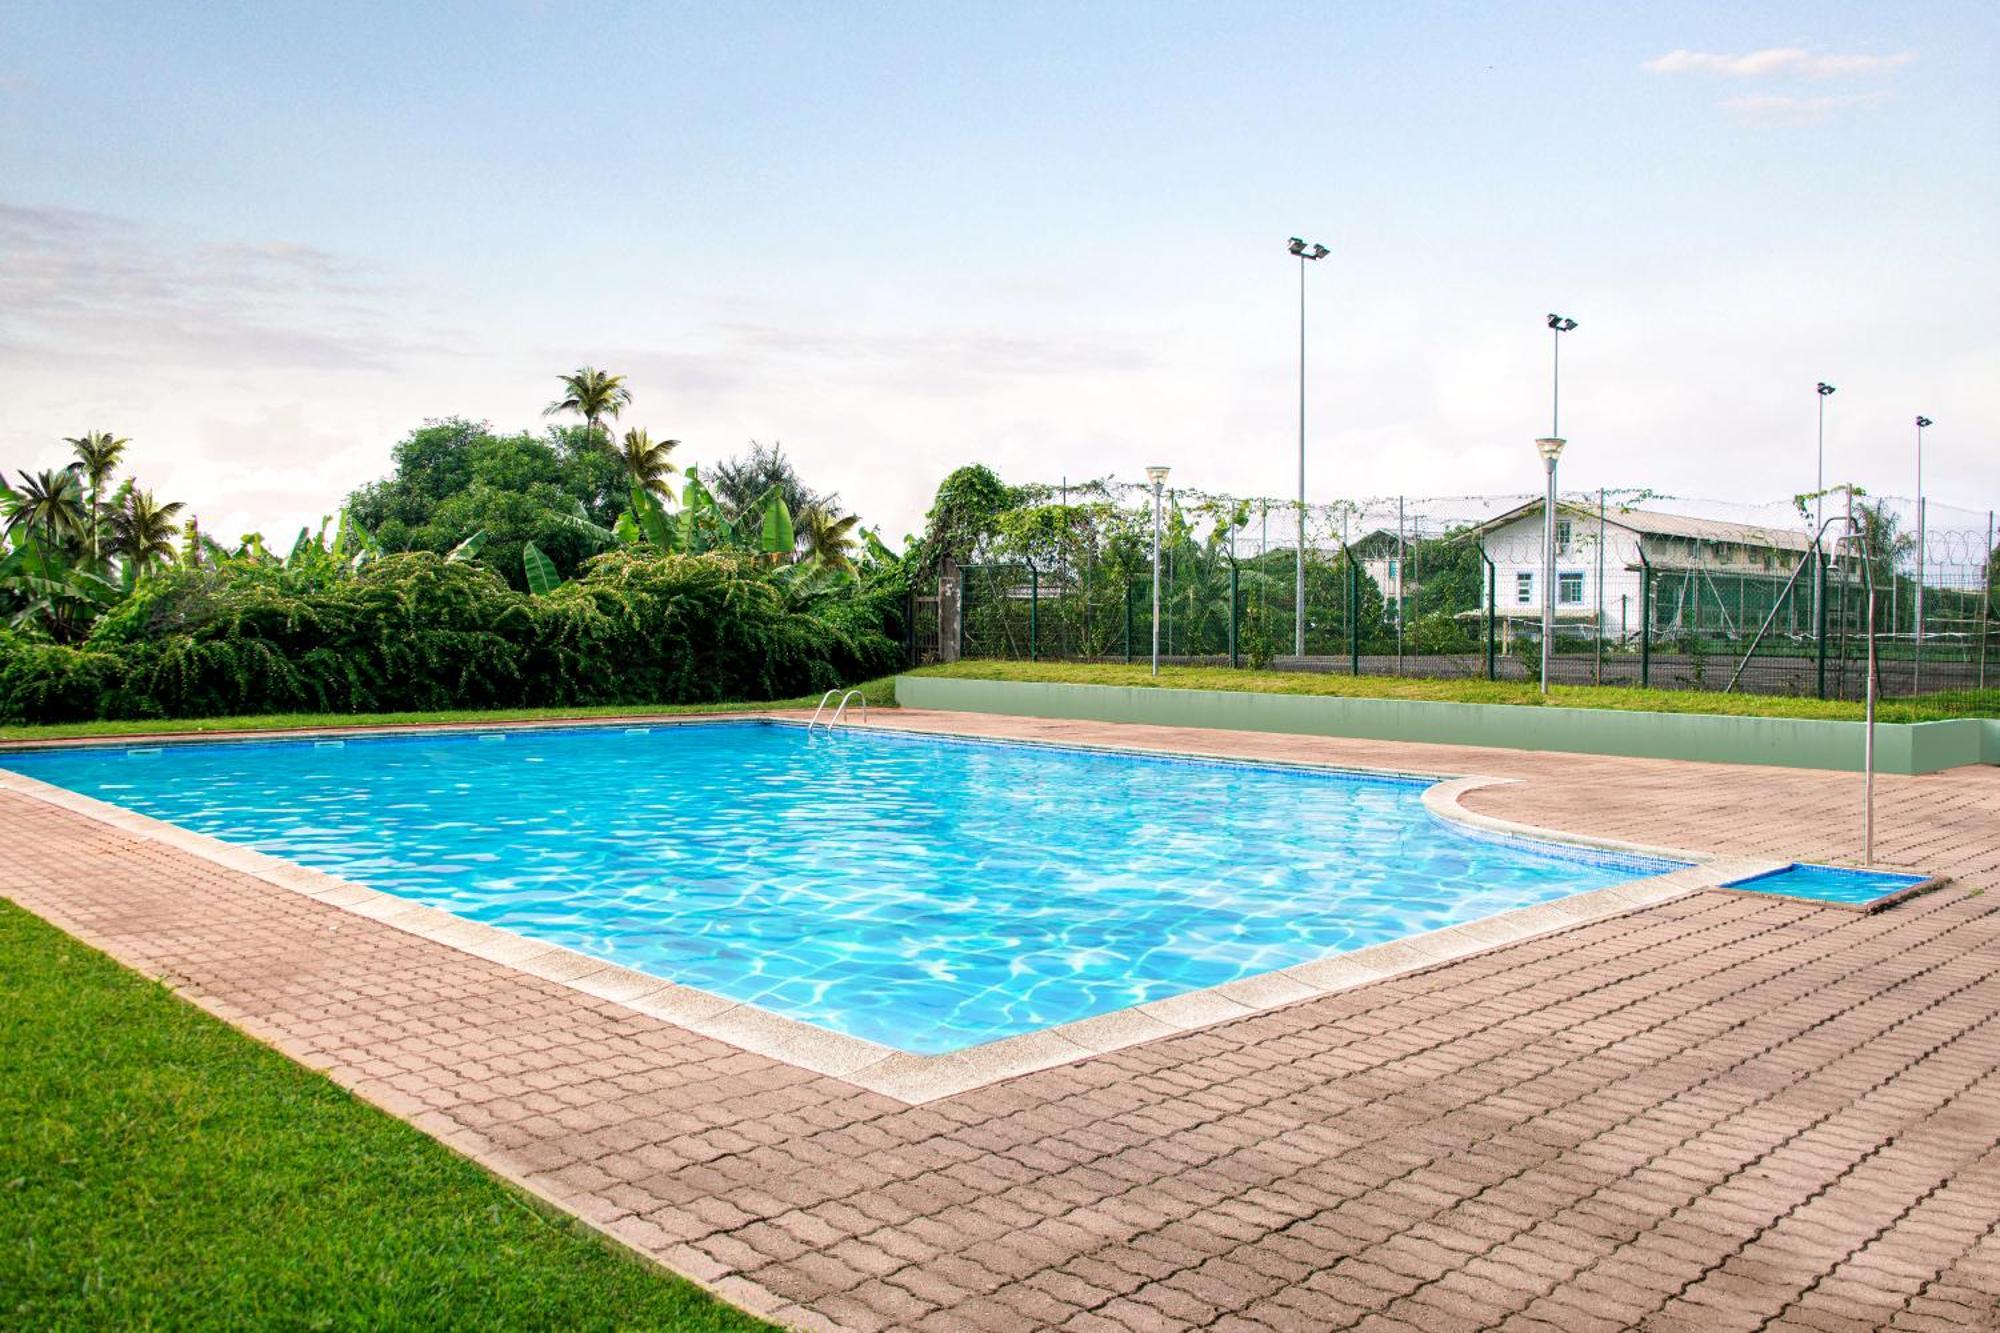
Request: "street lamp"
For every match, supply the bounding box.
[1545,314,1578,437]
[1814,382,1836,532]
[1915,415,1933,675]
[1147,465,1171,677]
[1536,435,1566,694]
[1288,236,1329,658]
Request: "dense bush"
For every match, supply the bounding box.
[0,551,899,723]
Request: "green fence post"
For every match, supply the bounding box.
[1229,564,1240,669]
[1028,565,1038,662]
[1815,550,1829,700]
[959,567,971,660]
[1348,554,1360,676]
[1483,545,1496,681]
[1639,551,1652,688]
[1124,577,1133,664]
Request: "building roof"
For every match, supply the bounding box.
[1463,500,1816,553]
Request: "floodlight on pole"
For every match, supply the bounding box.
[1288,236,1329,659]
[1536,436,1566,695]
[1814,382,1836,532]
[1147,466,1171,677]
[1545,314,1578,438]
[1915,416,1933,679]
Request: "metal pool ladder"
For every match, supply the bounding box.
[806,689,869,734]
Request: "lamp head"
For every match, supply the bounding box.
[1145,465,1171,487]
[1546,314,1578,332]
[1817,382,1836,396]
[1916,416,1932,429]
[1535,436,1566,465]
[1287,238,1305,255]
[1308,243,1329,260]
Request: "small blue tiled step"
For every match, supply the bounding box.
[1723,863,1933,908]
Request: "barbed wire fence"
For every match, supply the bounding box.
[911,478,1998,700]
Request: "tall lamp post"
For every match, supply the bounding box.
[1814,383,1836,533]
[1147,465,1170,676]
[1915,415,1932,677]
[1536,435,1566,694]
[1288,236,1329,658]
[1545,314,1578,436]
[1539,314,1578,696]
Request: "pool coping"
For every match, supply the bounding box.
[0,711,1881,1104]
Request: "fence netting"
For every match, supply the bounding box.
[913,478,1998,700]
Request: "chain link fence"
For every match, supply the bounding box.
[911,479,1998,700]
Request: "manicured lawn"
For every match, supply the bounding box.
[0,901,768,1331]
[909,660,2000,723]
[0,676,900,744]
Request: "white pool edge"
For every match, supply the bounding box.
[0,719,1792,1104]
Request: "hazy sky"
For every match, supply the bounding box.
[2,2,1994,545]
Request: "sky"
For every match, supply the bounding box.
[2,1,1995,546]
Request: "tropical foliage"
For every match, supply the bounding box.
[0,369,913,723]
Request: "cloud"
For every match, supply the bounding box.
[0,200,445,371]
[1644,48,1914,79]
[1721,91,1893,124]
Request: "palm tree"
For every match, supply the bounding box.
[542,367,632,449]
[616,428,680,496]
[112,489,187,576]
[798,502,861,571]
[5,468,88,550]
[65,431,129,563]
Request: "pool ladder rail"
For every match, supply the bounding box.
[805,689,869,735]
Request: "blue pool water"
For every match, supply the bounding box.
[1723,863,1929,906]
[1,722,1681,1054]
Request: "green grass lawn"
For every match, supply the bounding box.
[0,676,900,745]
[0,901,769,1331]
[908,660,2000,724]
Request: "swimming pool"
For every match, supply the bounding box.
[1,721,1681,1054]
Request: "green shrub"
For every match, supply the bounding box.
[0,551,898,724]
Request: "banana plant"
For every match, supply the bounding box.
[522,541,562,595]
[446,530,489,563]
[757,485,795,563]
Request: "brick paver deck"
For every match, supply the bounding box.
[5,710,1999,1332]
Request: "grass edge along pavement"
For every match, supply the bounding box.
[0,900,773,1332]
[0,676,901,744]
[909,660,2000,724]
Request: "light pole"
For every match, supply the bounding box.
[1915,415,1932,678]
[1545,314,1578,436]
[1147,465,1170,676]
[1536,436,1566,694]
[1288,236,1329,658]
[1814,383,1836,532]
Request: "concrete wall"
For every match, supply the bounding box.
[893,675,1999,775]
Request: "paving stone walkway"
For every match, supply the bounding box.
[4,710,1998,1331]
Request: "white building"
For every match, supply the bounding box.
[1461,501,1816,642]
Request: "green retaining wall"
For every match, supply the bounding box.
[893,676,2000,775]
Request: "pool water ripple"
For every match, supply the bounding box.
[2,721,1680,1054]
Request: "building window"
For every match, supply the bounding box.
[1515,572,1533,604]
[1386,558,1399,580]
[1559,572,1584,605]
[1555,519,1572,551]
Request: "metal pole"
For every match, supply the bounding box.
[1815,550,1829,699]
[1124,576,1133,664]
[1347,550,1359,676]
[1028,564,1038,663]
[1541,456,1558,693]
[1229,565,1240,669]
[1151,480,1163,676]
[1915,495,1927,694]
[1982,510,1995,691]
[1595,487,1606,685]
[1639,551,1652,687]
[1483,545,1496,681]
[1295,253,1307,659]
[1395,496,1405,674]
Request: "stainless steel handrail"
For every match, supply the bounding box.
[804,689,843,733]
